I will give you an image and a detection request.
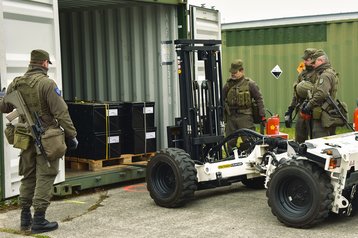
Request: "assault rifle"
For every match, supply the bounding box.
[326,95,354,131]
[307,90,313,139]
[4,90,50,167]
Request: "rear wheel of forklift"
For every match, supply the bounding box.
[146,148,198,208]
[266,160,333,228]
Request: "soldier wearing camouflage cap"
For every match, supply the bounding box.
[30,49,53,65]
[284,48,317,143]
[301,49,340,138]
[223,59,265,151]
[0,49,78,233]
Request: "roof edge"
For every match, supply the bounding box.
[222,12,358,30]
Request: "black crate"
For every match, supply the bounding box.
[123,102,155,129]
[67,101,124,133]
[123,127,157,154]
[67,130,121,160]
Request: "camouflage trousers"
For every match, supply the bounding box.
[19,143,59,212]
[312,119,336,139]
[225,113,255,150]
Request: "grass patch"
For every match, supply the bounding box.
[0,228,50,237]
[278,123,352,140]
[62,190,109,223]
[0,197,20,213]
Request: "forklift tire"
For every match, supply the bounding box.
[241,177,265,189]
[266,160,333,228]
[349,191,358,216]
[146,148,198,208]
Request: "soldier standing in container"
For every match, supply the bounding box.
[0,50,78,233]
[223,59,265,151]
[301,49,339,138]
[284,48,317,143]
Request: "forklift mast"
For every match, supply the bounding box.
[168,39,224,162]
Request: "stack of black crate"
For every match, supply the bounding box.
[66,101,123,160]
[122,102,157,154]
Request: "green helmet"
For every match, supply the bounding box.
[295,80,313,99]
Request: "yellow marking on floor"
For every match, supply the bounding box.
[64,200,86,204]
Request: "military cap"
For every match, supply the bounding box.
[310,49,326,62]
[229,59,243,73]
[301,48,317,60]
[31,49,52,64]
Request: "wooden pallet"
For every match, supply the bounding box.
[120,152,155,164]
[65,152,156,171]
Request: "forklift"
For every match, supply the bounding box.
[146,39,358,228]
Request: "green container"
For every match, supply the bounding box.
[222,17,358,123]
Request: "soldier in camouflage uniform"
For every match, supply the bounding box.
[301,49,339,138]
[0,50,78,233]
[285,48,317,143]
[223,59,265,150]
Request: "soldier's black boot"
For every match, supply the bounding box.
[20,208,32,231]
[31,211,58,234]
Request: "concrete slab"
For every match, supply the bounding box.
[1,182,358,237]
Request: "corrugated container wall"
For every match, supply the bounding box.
[59,3,180,148]
[222,19,358,122]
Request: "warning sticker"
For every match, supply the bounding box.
[271,65,282,79]
[218,162,243,169]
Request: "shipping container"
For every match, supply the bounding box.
[0,0,66,199]
[0,0,221,199]
[221,12,358,122]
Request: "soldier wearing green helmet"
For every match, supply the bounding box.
[0,49,78,233]
[284,48,317,143]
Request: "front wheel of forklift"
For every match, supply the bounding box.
[146,148,198,208]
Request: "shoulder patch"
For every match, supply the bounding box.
[54,87,62,96]
[319,78,324,85]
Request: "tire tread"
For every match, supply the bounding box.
[266,160,333,228]
[147,148,198,208]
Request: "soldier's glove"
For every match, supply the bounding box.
[301,102,311,114]
[66,137,78,150]
[300,102,312,120]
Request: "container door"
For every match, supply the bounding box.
[190,5,221,82]
[0,0,64,199]
[190,5,221,40]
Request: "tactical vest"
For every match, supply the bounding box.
[301,69,317,84]
[11,74,44,122]
[226,78,252,111]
